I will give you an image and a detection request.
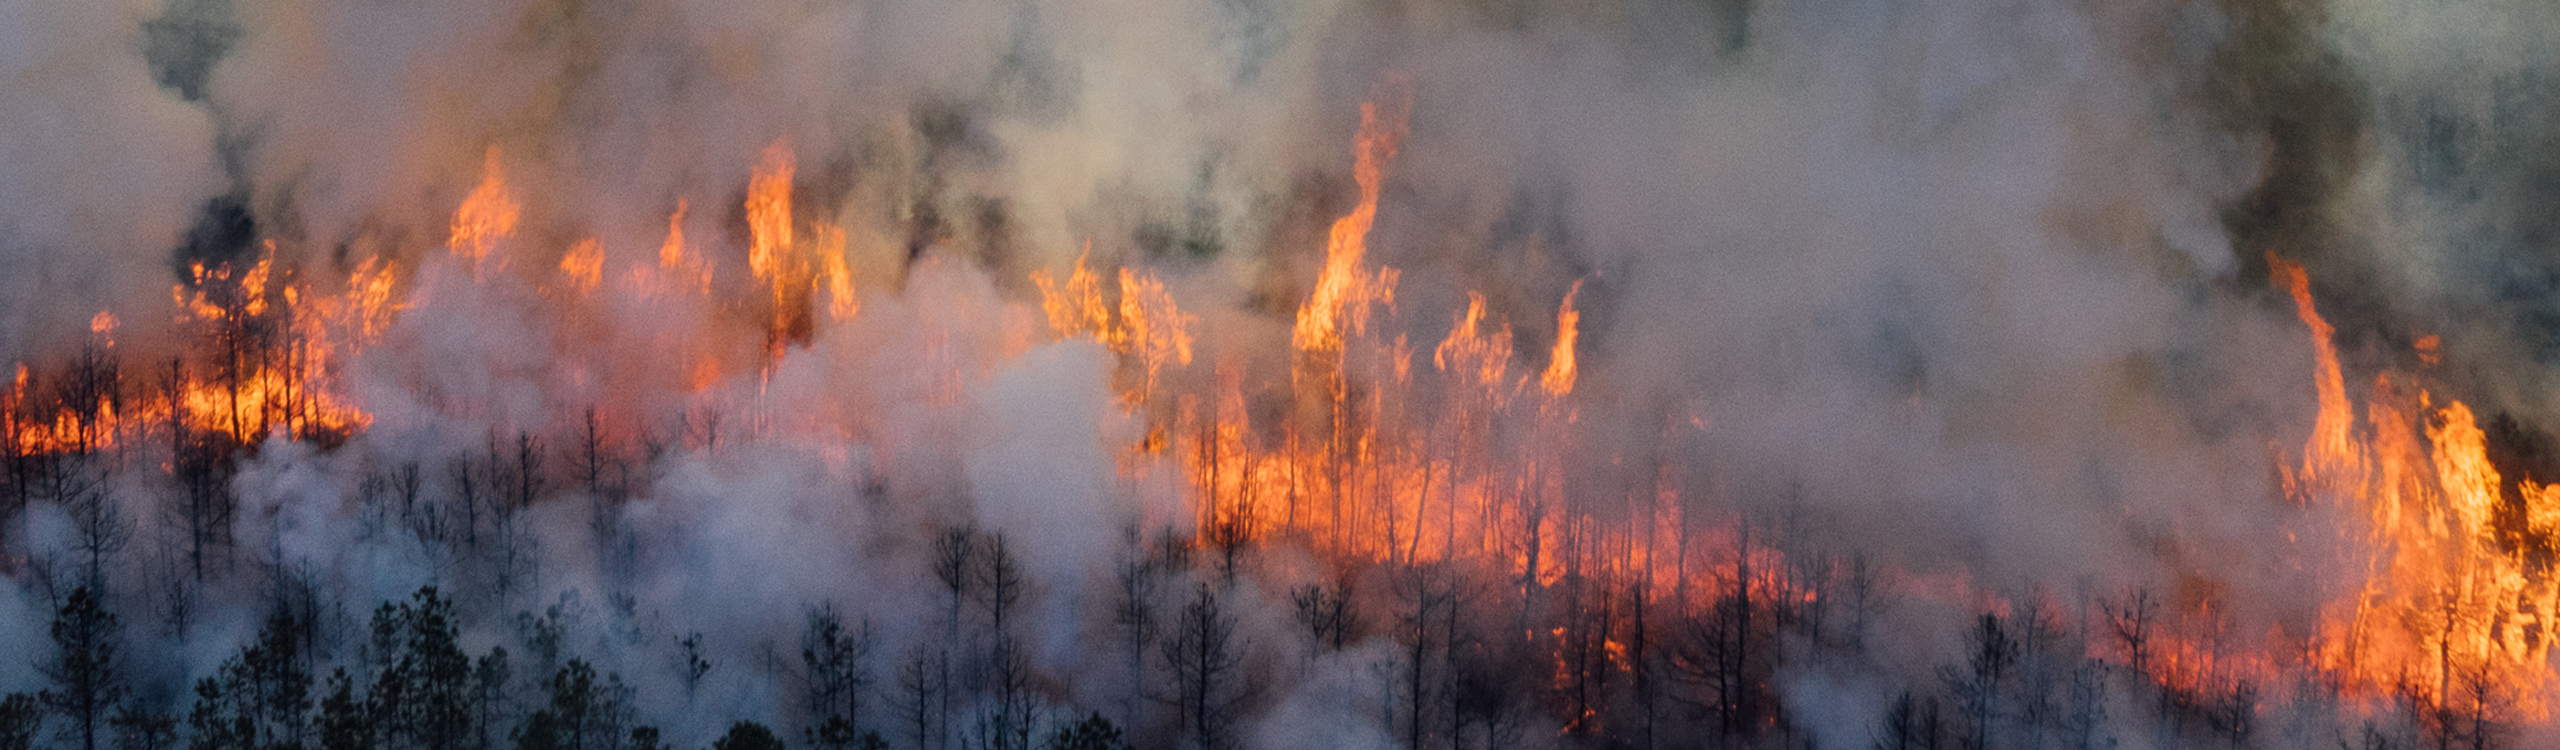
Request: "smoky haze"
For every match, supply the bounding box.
[0,0,2554,748]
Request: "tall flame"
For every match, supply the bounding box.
[1291,97,1408,361]
[2273,254,2361,494]
[2271,254,2560,719]
[1541,280,1582,398]
[450,147,519,267]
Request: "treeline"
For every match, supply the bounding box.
[0,348,2528,750]
[0,511,2517,750]
[0,582,1136,750]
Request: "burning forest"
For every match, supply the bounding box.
[5,0,2560,748]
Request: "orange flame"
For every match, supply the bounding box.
[559,238,604,294]
[1541,281,1581,398]
[451,147,519,267]
[1291,97,1409,361]
[2270,254,2559,719]
[1032,247,1196,405]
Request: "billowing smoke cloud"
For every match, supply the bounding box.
[0,0,223,357]
[4,0,2556,747]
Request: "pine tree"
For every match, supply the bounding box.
[1045,713,1132,750]
[370,587,472,750]
[318,669,370,750]
[710,723,783,750]
[42,587,127,750]
[0,693,41,750]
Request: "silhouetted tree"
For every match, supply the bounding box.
[109,704,176,750]
[317,669,369,750]
[43,587,128,750]
[0,693,40,750]
[1160,586,1244,750]
[1940,614,2018,750]
[801,604,875,744]
[973,638,1039,750]
[1289,578,1356,652]
[1874,692,1945,750]
[370,587,472,750]
[676,633,711,703]
[976,533,1024,636]
[2058,661,2109,750]
[1044,713,1130,750]
[929,526,976,750]
[1669,559,1773,738]
[888,653,943,750]
[472,648,515,750]
[1392,565,1453,750]
[66,472,132,594]
[197,609,313,750]
[513,661,630,750]
[710,722,783,750]
[2103,589,2159,675]
[1109,539,1157,729]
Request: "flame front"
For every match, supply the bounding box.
[2272,256,2560,720]
[11,93,2559,744]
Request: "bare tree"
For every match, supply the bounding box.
[1390,564,1454,750]
[677,633,712,703]
[2102,588,2158,676]
[448,456,485,551]
[976,533,1025,637]
[1668,554,1773,739]
[65,474,131,596]
[1289,577,1357,653]
[976,636,1039,750]
[1111,535,1159,730]
[1874,692,1946,750]
[932,527,978,632]
[802,604,876,744]
[929,527,974,750]
[1160,585,1245,750]
[2058,661,2109,750]
[889,652,944,750]
[1939,613,2019,750]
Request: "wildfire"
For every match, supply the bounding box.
[1541,280,1581,398]
[745,140,858,351]
[451,147,520,268]
[1290,96,1408,366]
[2272,255,2560,718]
[11,89,2553,741]
[1032,247,1197,406]
[559,238,604,293]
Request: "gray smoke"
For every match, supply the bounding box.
[3,0,2556,746]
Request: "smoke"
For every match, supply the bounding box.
[4,0,2557,745]
[0,0,223,358]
